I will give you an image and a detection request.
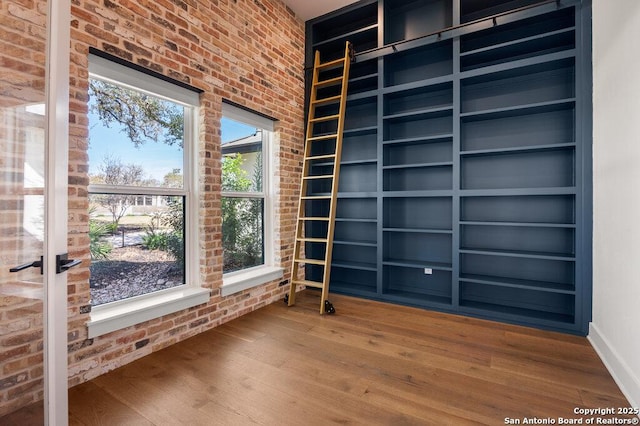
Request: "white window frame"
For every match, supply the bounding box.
[86,53,208,338]
[221,102,282,296]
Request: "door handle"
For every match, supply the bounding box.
[9,256,44,274]
[9,255,80,274]
[56,253,81,274]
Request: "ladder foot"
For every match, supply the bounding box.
[324,300,336,314]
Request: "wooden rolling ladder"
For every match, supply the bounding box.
[287,42,353,314]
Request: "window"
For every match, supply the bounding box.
[220,102,282,295]
[86,51,207,333]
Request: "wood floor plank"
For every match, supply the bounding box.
[68,381,154,426]
[67,291,632,425]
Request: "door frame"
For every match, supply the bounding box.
[45,0,70,424]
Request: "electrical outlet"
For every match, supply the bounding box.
[424,268,433,275]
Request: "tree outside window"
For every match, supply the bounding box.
[221,120,268,273]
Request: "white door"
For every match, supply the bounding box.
[0,1,70,424]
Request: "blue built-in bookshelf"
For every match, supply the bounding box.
[303,0,592,335]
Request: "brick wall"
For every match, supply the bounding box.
[66,0,304,391]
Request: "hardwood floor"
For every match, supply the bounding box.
[65,291,631,425]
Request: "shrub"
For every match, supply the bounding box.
[89,220,112,260]
[166,232,184,268]
[142,231,169,251]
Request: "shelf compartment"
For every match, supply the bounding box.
[309,136,336,159]
[460,147,575,190]
[384,138,452,167]
[384,164,452,192]
[384,231,452,267]
[344,97,377,131]
[336,197,376,221]
[384,109,452,141]
[335,218,377,224]
[310,113,338,138]
[332,244,377,271]
[383,162,453,170]
[384,82,453,117]
[460,0,545,24]
[385,0,452,44]
[383,265,452,304]
[385,40,453,87]
[312,3,378,42]
[461,98,575,152]
[461,195,575,224]
[383,134,453,147]
[330,267,377,295]
[461,8,575,71]
[461,224,575,257]
[334,221,376,246]
[339,163,376,193]
[462,143,576,157]
[459,98,575,121]
[318,28,378,62]
[460,252,574,289]
[309,163,376,194]
[383,259,452,271]
[459,249,574,262]
[460,273,574,294]
[460,221,575,229]
[459,282,575,324]
[461,28,575,72]
[384,197,452,230]
[334,240,377,248]
[312,2,378,61]
[342,130,377,164]
[461,7,575,53]
[304,219,328,242]
[348,59,379,95]
[461,58,575,114]
[384,106,454,121]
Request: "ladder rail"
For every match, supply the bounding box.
[319,42,352,314]
[288,42,352,314]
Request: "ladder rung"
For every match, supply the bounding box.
[305,154,336,161]
[298,217,330,221]
[312,95,342,106]
[297,237,328,243]
[294,258,326,266]
[302,196,331,200]
[317,58,345,70]
[303,175,334,180]
[310,114,340,124]
[308,134,338,142]
[315,76,342,89]
[291,279,324,289]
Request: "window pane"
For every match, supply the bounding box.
[89,194,185,305]
[88,79,184,188]
[221,118,262,193]
[222,197,264,273]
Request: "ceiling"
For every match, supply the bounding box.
[282,0,360,21]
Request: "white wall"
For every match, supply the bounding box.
[591,0,640,408]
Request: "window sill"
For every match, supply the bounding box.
[221,265,284,297]
[87,286,211,338]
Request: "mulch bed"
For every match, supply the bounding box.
[90,245,183,306]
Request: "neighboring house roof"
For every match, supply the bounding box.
[222,130,262,155]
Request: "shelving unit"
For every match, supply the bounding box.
[305,0,591,334]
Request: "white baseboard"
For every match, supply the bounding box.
[588,322,640,410]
